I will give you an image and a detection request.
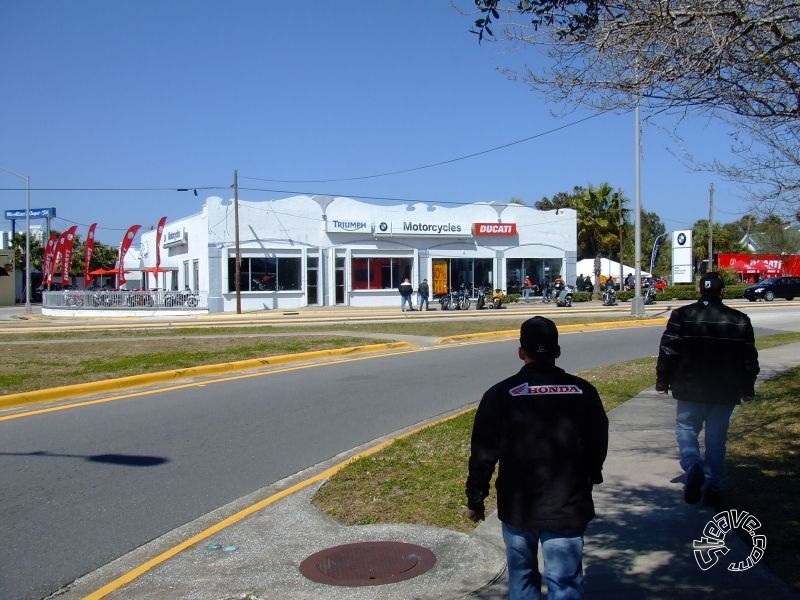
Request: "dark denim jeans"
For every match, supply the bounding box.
[501,522,584,599]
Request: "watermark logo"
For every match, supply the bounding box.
[693,510,767,572]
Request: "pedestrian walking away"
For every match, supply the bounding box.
[418,278,430,311]
[466,316,609,600]
[398,277,414,312]
[656,272,759,510]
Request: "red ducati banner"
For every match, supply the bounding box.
[117,224,141,286]
[155,216,167,267]
[83,223,97,288]
[60,226,79,285]
[41,233,58,288]
[47,228,73,287]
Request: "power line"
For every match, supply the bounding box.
[241,110,615,184]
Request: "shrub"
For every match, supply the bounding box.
[573,291,592,303]
[618,283,749,302]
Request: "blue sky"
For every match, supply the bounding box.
[1,1,749,246]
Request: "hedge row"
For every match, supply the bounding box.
[502,283,750,305]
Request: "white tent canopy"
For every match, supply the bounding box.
[576,258,651,283]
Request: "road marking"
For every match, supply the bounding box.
[1,319,669,422]
[82,406,474,599]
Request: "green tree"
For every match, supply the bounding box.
[469,0,800,208]
[12,231,118,287]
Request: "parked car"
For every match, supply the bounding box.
[743,276,800,301]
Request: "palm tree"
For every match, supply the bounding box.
[577,184,625,297]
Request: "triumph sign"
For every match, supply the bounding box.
[326,219,369,233]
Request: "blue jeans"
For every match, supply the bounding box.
[676,400,735,492]
[522,288,531,302]
[502,523,584,600]
[400,295,413,310]
[418,294,428,310]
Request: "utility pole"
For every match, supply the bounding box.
[618,192,624,288]
[631,100,644,316]
[708,183,714,273]
[233,169,242,314]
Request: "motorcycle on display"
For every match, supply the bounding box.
[476,287,505,310]
[602,287,618,306]
[555,285,575,307]
[164,288,199,307]
[644,285,657,305]
[439,284,471,310]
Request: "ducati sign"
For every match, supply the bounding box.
[473,222,517,236]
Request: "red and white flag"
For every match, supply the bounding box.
[155,216,167,267]
[117,224,141,286]
[60,226,79,285]
[83,223,97,288]
[41,233,58,288]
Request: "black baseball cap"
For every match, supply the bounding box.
[699,272,725,296]
[520,316,559,358]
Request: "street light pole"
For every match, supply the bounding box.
[631,101,645,317]
[233,169,241,315]
[0,166,32,313]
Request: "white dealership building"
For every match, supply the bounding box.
[136,195,577,312]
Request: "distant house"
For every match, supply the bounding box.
[739,229,800,254]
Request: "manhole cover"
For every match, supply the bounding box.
[299,541,436,586]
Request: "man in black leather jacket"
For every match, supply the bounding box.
[466,316,608,599]
[656,272,759,509]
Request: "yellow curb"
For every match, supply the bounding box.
[0,342,414,410]
[436,316,668,344]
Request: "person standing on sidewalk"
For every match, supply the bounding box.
[466,316,609,600]
[398,277,414,312]
[418,278,430,311]
[656,272,760,509]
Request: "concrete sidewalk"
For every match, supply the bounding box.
[58,344,800,600]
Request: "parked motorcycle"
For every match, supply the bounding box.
[555,285,575,307]
[476,286,505,309]
[440,284,471,310]
[644,285,657,305]
[126,290,155,307]
[164,288,199,307]
[602,287,617,306]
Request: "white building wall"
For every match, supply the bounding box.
[139,195,577,313]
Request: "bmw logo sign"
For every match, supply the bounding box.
[677,232,687,245]
[379,222,389,232]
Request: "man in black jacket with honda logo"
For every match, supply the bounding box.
[466,316,608,600]
[656,271,759,510]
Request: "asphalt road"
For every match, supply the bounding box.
[1,306,799,600]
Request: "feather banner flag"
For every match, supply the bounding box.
[117,224,141,287]
[41,233,58,289]
[83,223,97,288]
[155,216,167,268]
[60,226,79,285]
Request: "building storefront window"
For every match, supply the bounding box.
[228,257,302,292]
[351,257,412,290]
[307,256,319,305]
[506,258,563,293]
[431,258,494,296]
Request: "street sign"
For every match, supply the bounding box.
[4,207,57,220]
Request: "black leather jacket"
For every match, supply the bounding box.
[466,362,608,531]
[656,297,759,404]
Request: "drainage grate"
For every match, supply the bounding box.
[299,541,436,587]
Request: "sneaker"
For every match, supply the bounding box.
[684,464,705,504]
[702,488,724,512]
